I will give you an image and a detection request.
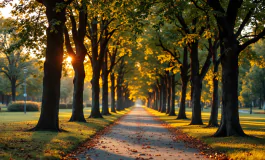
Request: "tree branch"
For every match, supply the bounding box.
[69,10,78,44]
[200,39,213,80]
[226,0,243,29]
[235,8,254,38]
[64,25,76,58]
[239,28,265,52]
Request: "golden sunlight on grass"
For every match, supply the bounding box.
[145,107,265,160]
[0,108,132,159]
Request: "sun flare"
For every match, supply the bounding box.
[66,56,72,63]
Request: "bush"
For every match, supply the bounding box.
[7,101,40,112]
[59,103,71,109]
[59,103,85,109]
[67,104,74,109]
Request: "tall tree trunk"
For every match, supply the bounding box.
[208,72,219,127]
[32,0,68,131]
[101,51,110,115]
[214,37,245,136]
[6,95,10,106]
[155,87,159,110]
[159,81,163,112]
[147,94,151,108]
[166,73,171,114]
[69,61,86,122]
[116,75,123,111]
[161,78,167,113]
[190,78,203,125]
[65,1,87,122]
[1,94,4,104]
[190,42,203,125]
[121,85,125,110]
[208,46,220,127]
[206,0,252,137]
[110,72,116,112]
[177,80,188,119]
[177,47,189,119]
[90,64,103,118]
[11,79,16,101]
[169,74,176,116]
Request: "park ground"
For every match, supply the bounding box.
[146,107,265,160]
[0,106,132,160]
[0,105,264,160]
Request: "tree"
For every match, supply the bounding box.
[64,0,87,122]
[206,0,265,136]
[155,1,213,123]
[32,0,72,131]
[0,18,38,101]
[101,35,124,115]
[0,75,11,105]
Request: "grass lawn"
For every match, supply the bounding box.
[146,107,265,160]
[0,107,132,160]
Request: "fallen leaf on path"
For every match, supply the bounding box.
[130,149,138,152]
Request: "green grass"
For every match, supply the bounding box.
[0,107,132,160]
[146,107,265,160]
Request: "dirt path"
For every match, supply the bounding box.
[75,106,207,160]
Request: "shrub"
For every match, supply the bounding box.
[67,104,73,109]
[86,104,92,108]
[7,101,40,112]
[59,103,85,109]
[59,104,70,109]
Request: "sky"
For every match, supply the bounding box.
[0,0,16,18]
[0,6,11,18]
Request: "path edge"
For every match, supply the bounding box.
[144,107,228,160]
[62,107,134,159]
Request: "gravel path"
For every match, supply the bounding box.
[75,106,207,160]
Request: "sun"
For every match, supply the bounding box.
[66,56,72,63]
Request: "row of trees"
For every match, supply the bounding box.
[1,0,265,137]
[139,0,265,137]
[0,0,139,131]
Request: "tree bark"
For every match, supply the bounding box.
[169,74,176,116]
[190,42,203,125]
[161,77,167,113]
[208,45,220,127]
[101,50,111,115]
[177,80,188,119]
[110,72,116,112]
[177,47,189,119]
[69,61,86,122]
[1,94,4,104]
[207,72,219,127]
[6,95,10,106]
[116,74,123,111]
[214,37,245,136]
[166,73,171,114]
[207,0,248,137]
[65,1,87,122]
[159,80,163,112]
[89,17,104,118]
[11,79,16,101]
[116,58,125,111]
[90,63,103,118]
[155,87,159,110]
[32,0,68,131]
